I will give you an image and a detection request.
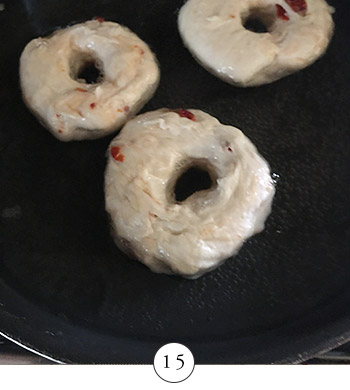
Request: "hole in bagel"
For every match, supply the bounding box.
[242,6,275,34]
[70,52,104,84]
[172,160,217,203]
[243,17,268,33]
[77,61,101,84]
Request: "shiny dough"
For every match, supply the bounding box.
[105,109,275,278]
[178,0,334,87]
[20,20,160,141]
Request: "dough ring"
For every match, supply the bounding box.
[20,20,160,141]
[178,0,334,87]
[105,108,275,278]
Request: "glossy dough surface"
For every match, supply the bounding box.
[20,20,160,141]
[178,0,334,87]
[105,109,275,278]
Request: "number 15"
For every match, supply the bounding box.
[164,354,185,370]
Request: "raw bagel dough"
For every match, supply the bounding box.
[178,0,334,87]
[105,109,275,278]
[20,20,160,141]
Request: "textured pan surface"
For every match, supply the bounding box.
[0,0,349,363]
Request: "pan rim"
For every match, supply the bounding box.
[1,318,350,364]
[1,279,349,364]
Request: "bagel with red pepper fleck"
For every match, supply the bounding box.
[178,0,334,87]
[104,109,275,278]
[20,20,160,141]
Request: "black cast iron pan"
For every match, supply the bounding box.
[0,0,349,364]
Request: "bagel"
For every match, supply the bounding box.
[104,109,275,278]
[20,20,160,141]
[178,0,334,87]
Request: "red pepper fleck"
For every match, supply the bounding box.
[90,102,96,109]
[229,14,235,18]
[134,45,145,55]
[285,0,307,13]
[176,109,196,121]
[123,106,130,112]
[76,87,88,92]
[225,141,233,152]
[56,113,61,118]
[276,4,290,21]
[111,146,125,162]
[58,129,63,133]
[96,17,105,23]
[117,108,123,113]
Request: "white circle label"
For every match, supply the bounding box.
[153,343,195,383]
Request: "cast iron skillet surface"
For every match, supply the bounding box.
[0,0,349,364]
